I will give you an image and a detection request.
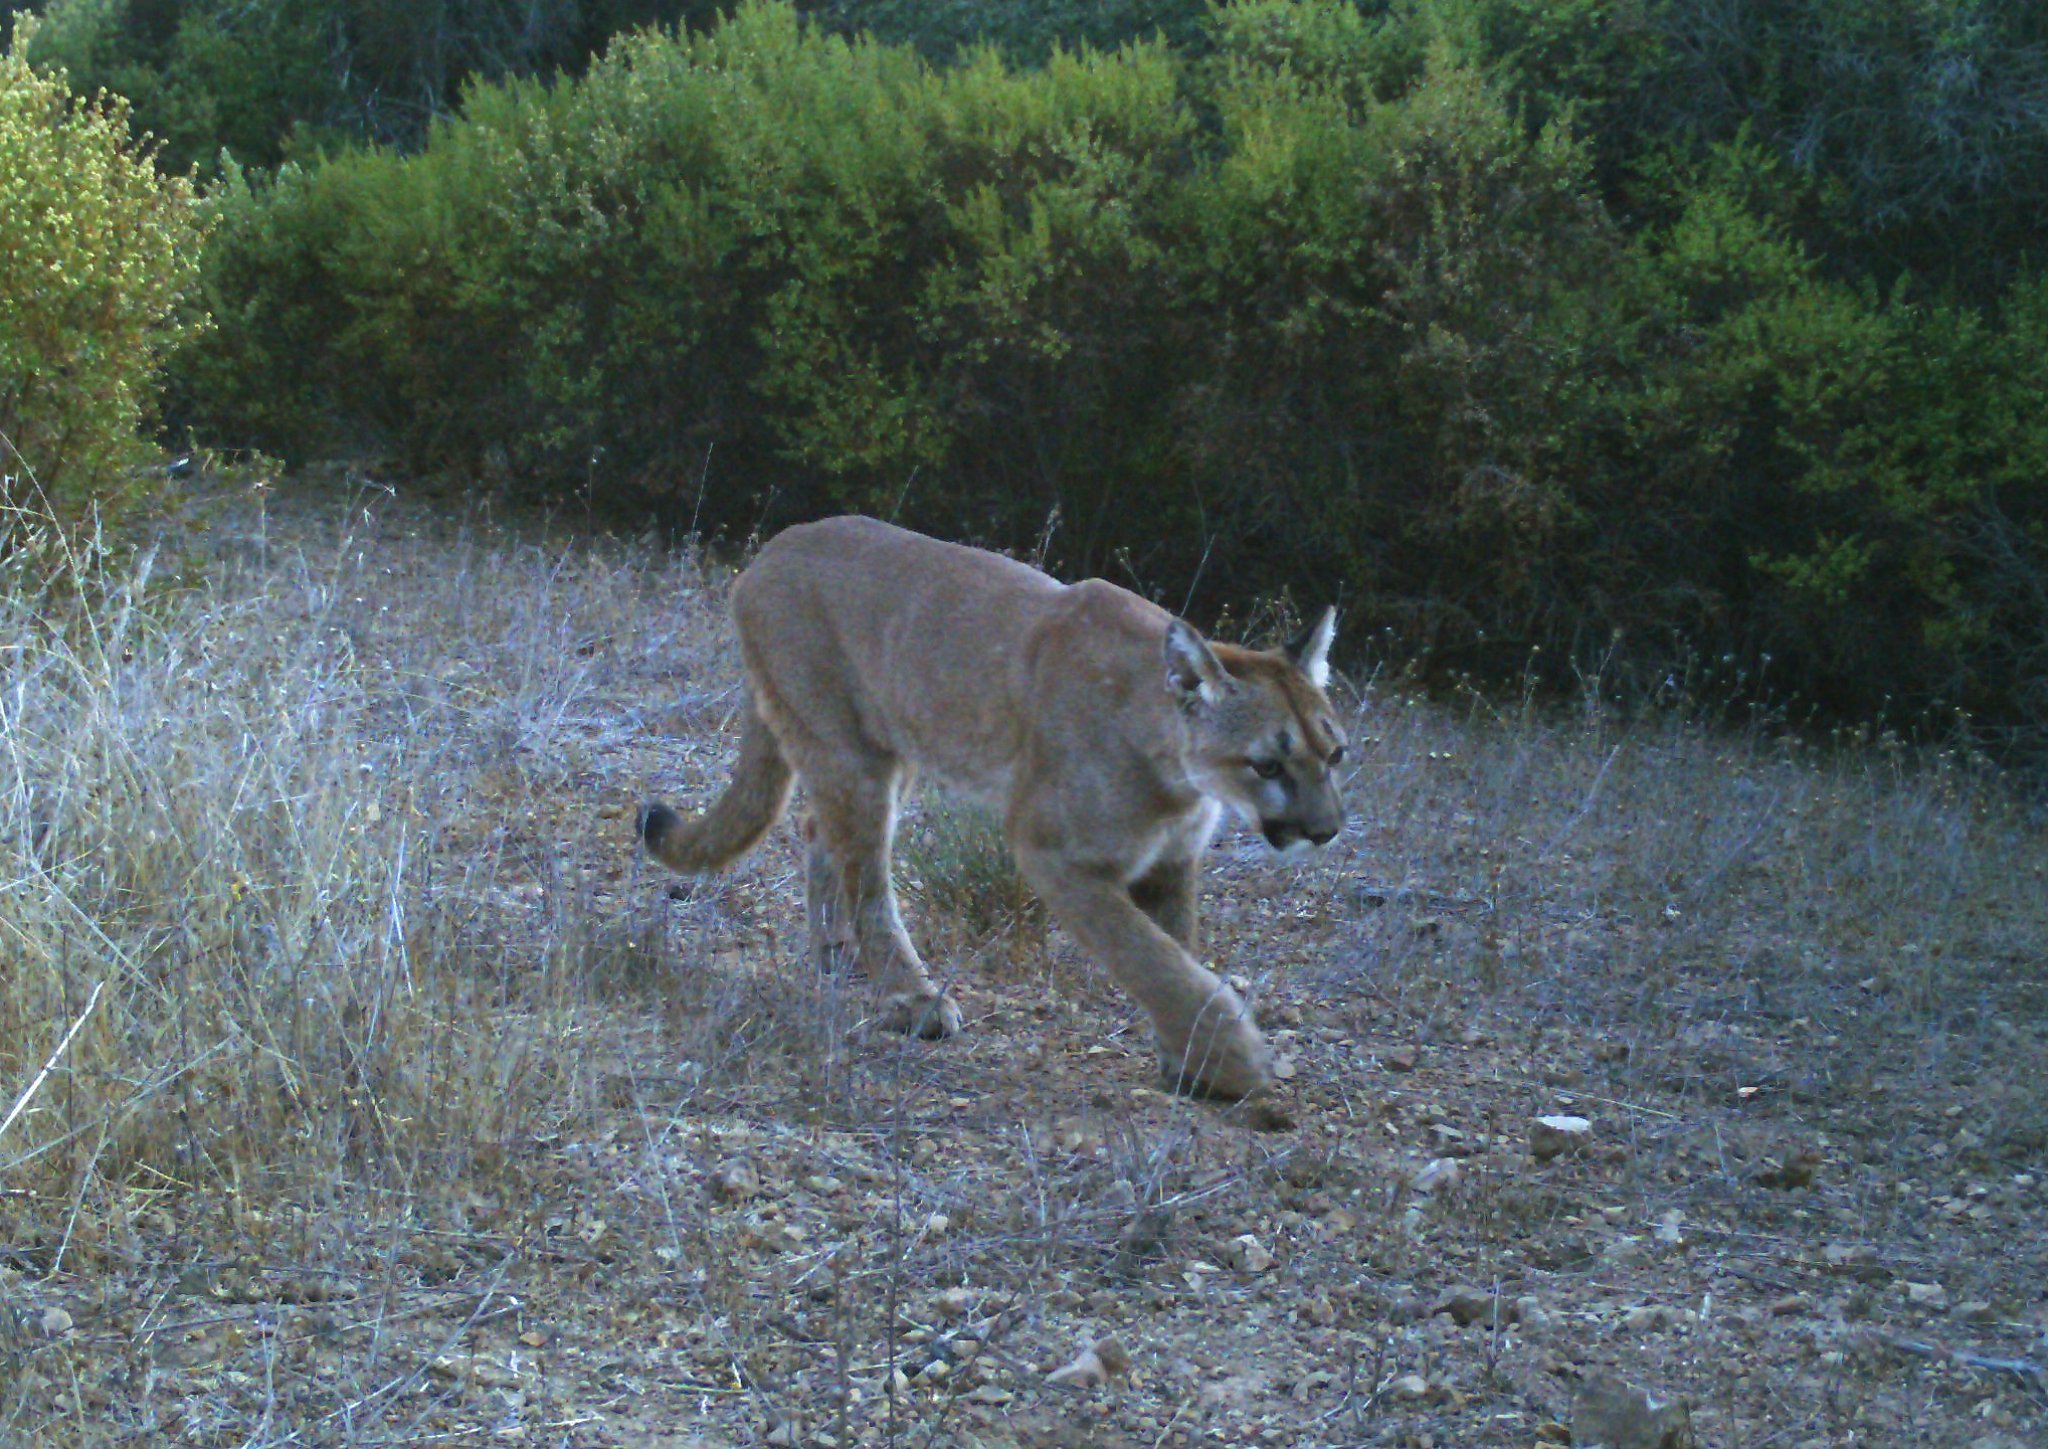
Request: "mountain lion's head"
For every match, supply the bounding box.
[1166,608,1347,864]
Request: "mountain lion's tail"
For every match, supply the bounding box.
[637,703,794,874]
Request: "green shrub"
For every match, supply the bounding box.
[20,0,739,171]
[900,789,1042,941]
[175,0,2048,745]
[1168,15,1620,651]
[812,0,1211,65]
[0,19,210,521]
[1635,0,2048,299]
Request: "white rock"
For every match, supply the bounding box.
[1410,1157,1462,1195]
[1531,1115,1593,1161]
[711,1158,759,1201]
[1226,1234,1275,1273]
[1045,1336,1131,1388]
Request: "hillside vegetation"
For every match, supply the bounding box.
[8,0,2044,739]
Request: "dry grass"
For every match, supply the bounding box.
[1,477,2043,1447]
[0,478,729,1443]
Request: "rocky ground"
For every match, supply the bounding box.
[2,481,2044,1447]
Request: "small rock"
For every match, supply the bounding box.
[1531,1115,1593,1161]
[1440,1286,1499,1326]
[1226,1234,1275,1273]
[1389,1372,1433,1401]
[711,1158,759,1202]
[1906,1281,1948,1309]
[1245,1093,1297,1133]
[1385,1046,1419,1073]
[1410,1157,1461,1195]
[1767,1294,1808,1317]
[966,1383,1013,1405]
[936,1287,974,1319]
[1291,1368,1336,1402]
[1953,1299,1996,1324]
[279,1276,362,1305]
[1821,1241,1880,1276]
[1573,1371,1695,1448]
[1756,1147,1822,1190]
[1045,1336,1131,1388]
[1515,1295,1552,1332]
[430,1354,523,1390]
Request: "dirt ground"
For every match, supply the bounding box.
[3,482,2045,1447]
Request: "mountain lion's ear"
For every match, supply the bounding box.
[1285,606,1337,688]
[1164,619,1230,707]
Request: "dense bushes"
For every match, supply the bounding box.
[17,0,733,169]
[1636,0,2048,299]
[169,0,2048,743]
[0,19,209,521]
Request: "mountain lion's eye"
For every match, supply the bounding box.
[1329,745,1346,765]
[1252,759,1285,780]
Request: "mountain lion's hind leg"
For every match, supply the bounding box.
[806,768,962,1041]
[803,816,857,976]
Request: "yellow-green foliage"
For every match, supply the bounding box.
[0,20,210,517]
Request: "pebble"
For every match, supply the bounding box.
[1440,1286,1498,1326]
[1226,1234,1275,1273]
[711,1158,759,1202]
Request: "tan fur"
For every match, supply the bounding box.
[638,516,1347,1102]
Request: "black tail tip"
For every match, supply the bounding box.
[637,801,678,850]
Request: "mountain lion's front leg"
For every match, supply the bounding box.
[1016,848,1271,1100]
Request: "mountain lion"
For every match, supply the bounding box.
[638,516,1346,1107]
